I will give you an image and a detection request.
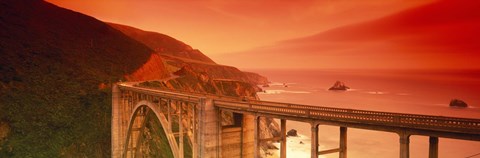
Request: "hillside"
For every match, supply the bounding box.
[108,23,270,86]
[0,0,272,157]
[0,0,168,157]
[109,23,216,64]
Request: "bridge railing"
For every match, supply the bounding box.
[214,99,480,134]
[118,84,203,103]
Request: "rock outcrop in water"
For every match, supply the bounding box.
[449,99,468,108]
[287,129,298,137]
[329,81,350,91]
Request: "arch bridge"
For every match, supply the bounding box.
[112,83,480,158]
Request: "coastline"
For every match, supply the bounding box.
[256,69,480,157]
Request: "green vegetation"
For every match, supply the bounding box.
[141,112,174,158]
[0,58,114,157]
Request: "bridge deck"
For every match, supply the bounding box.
[118,83,480,140]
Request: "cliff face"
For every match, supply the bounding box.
[139,65,259,98]
[243,71,270,85]
[161,53,269,88]
[0,0,163,157]
[125,53,170,81]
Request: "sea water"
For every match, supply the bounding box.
[253,69,480,158]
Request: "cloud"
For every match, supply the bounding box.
[215,0,480,69]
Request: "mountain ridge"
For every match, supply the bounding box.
[108,22,270,85]
[109,23,216,64]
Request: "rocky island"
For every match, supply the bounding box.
[287,129,298,137]
[328,81,350,91]
[449,99,468,108]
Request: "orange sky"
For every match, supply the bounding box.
[46,0,480,70]
[214,0,480,69]
[46,0,432,55]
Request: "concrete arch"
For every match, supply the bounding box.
[123,100,179,158]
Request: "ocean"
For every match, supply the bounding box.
[251,69,480,158]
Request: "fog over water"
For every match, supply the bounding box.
[255,69,480,158]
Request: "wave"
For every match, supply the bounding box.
[260,89,311,94]
[432,103,449,107]
[396,92,411,96]
[365,91,389,95]
[265,134,327,158]
[434,103,479,109]
[269,82,297,86]
[347,88,360,92]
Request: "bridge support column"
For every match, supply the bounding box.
[192,103,197,158]
[197,98,221,158]
[216,108,222,158]
[280,119,287,158]
[179,103,184,158]
[311,124,319,158]
[112,84,123,158]
[399,132,410,158]
[241,114,255,158]
[167,99,172,132]
[254,116,260,158]
[339,127,347,158]
[429,137,438,158]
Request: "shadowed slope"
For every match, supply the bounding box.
[0,0,167,157]
[109,23,216,64]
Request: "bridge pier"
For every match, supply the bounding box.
[399,131,410,158]
[254,116,260,158]
[429,137,438,158]
[112,84,123,158]
[280,119,287,158]
[311,123,319,158]
[339,127,347,158]
[241,114,255,157]
[196,98,221,158]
